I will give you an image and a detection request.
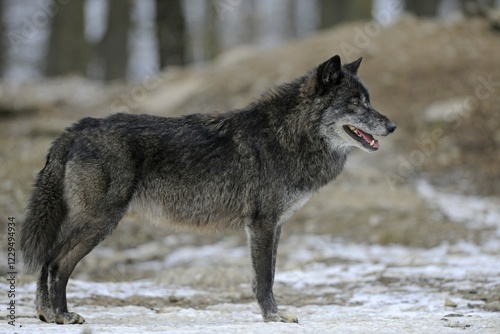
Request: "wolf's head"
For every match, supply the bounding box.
[312,55,396,153]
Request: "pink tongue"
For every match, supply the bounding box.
[357,128,379,148]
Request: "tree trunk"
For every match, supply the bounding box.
[98,0,131,81]
[405,0,440,17]
[319,0,372,30]
[0,0,4,77]
[285,0,298,39]
[46,0,88,77]
[203,1,219,61]
[156,0,186,68]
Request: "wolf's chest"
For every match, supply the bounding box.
[278,192,313,225]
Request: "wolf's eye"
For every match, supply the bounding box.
[352,100,359,106]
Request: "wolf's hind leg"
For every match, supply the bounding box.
[47,239,95,324]
[47,217,123,325]
[36,265,55,323]
[45,156,134,324]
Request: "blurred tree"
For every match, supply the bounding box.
[46,0,89,77]
[459,0,498,14]
[242,0,257,43]
[156,0,186,67]
[319,0,372,29]
[405,0,440,17]
[0,0,4,77]
[285,0,298,39]
[203,1,220,61]
[97,0,131,81]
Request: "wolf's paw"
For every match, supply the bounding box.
[264,310,298,323]
[37,308,55,323]
[54,312,85,324]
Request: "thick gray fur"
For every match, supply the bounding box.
[20,55,396,324]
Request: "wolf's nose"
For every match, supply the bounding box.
[387,122,397,133]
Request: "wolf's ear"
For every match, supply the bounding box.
[316,55,343,93]
[343,57,363,75]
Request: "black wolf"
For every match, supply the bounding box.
[20,55,396,324]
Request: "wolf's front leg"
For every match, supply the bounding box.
[246,222,298,323]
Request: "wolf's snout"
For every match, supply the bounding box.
[386,122,397,134]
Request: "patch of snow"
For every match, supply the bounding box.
[417,179,500,234]
[66,280,207,300]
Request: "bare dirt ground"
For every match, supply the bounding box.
[1,15,499,333]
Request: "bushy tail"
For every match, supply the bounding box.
[20,140,68,272]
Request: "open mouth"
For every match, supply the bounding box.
[343,125,379,151]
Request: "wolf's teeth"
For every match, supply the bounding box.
[348,125,356,131]
[370,139,375,146]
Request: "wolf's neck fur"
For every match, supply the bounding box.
[255,75,316,147]
[246,74,349,190]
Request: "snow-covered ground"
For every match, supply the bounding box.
[2,182,499,333]
[3,234,500,333]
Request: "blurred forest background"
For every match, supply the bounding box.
[2,0,499,82]
[1,2,500,329]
